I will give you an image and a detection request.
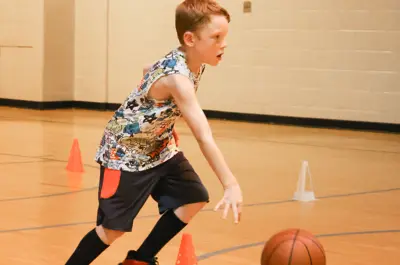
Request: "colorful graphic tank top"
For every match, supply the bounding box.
[95,48,205,172]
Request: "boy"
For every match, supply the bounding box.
[65,0,243,264]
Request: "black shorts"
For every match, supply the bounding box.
[96,152,209,232]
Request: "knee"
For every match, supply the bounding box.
[189,201,207,213]
[174,201,207,223]
[196,201,208,210]
[96,225,125,245]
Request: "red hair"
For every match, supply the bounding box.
[175,0,231,44]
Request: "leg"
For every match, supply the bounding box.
[66,166,159,264]
[124,152,209,263]
[65,225,124,265]
[174,201,207,223]
[133,202,207,261]
[96,225,125,245]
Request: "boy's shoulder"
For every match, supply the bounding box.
[148,48,190,75]
[136,47,206,96]
[147,48,205,81]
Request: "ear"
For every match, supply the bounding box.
[183,31,196,47]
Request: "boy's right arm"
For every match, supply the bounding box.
[164,74,243,223]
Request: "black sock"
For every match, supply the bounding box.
[135,210,187,260]
[65,228,109,265]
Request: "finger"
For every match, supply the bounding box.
[213,199,224,211]
[232,203,239,223]
[237,203,242,223]
[222,203,230,219]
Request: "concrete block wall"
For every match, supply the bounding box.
[0,0,399,124]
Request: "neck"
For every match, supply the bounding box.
[178,46,202,74]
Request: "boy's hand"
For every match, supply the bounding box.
[214,183,243,224]
[172,128,180,147]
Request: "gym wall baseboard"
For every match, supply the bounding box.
[0,98,399,133]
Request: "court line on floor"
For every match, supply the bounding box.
[197,229,400,261]
[2,151,400,204]
[0,153,50,159]
[0,214,157,234]
[0,152,99,169]
[200,187,400,212]
[0,160,54,165]
[213,134,400,154]
[0,153,100,202]
[317,187,400,199]
[0,186,98,202]
[0,187,398,232]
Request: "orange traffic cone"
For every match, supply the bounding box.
[66,138,84,173]
[175,233,198,265]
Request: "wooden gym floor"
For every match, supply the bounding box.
[0,107,399,264]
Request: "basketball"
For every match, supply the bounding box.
[261,228,326,265]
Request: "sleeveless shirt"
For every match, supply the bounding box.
[95,48,206,172]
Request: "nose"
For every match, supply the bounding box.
[221,40,227,49]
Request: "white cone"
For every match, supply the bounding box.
[293,160,316,202]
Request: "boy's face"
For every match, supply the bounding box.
[188,14,229,66]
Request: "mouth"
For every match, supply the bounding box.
[217,53,223,59]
